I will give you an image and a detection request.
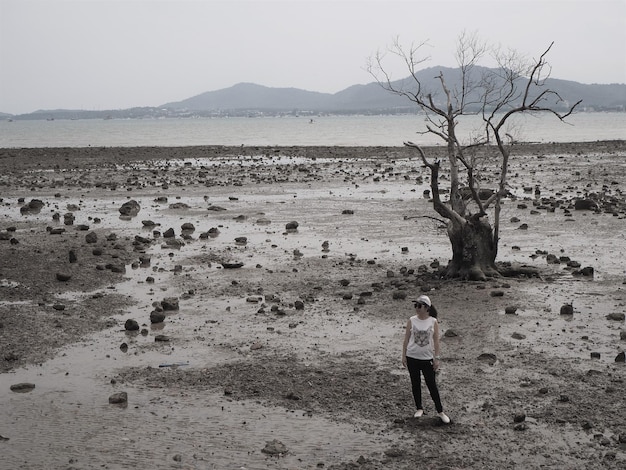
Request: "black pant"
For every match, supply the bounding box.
[406,356,443,413]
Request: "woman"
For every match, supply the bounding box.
[402,294,450,423]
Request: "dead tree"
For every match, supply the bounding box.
[368,34,581,280]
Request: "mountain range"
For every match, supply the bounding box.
[4,66,625,120]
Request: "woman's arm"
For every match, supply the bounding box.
[433,319,441,371]
[402,319,411,367]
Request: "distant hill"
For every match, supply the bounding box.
[6,66,625,119]
[161,66,626,114]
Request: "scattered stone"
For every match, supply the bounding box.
[222,262,244,269]
[574,199,598,211]
[119,200,140,216]
[169,202,190,210]
[10,383,35,393]
[261,439,288,456]
[161,297,179,311]
[150,311,166,324]
[55,272,72,282]
[607,312,625,321]
[124,319,140,331]
[477,353,497,365]
[108,392,128,404]
[85,231,98,243]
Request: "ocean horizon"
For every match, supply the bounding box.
[1,112,625,149]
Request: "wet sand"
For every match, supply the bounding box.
[1,142,625,469]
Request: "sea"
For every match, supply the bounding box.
[1,112,625,148]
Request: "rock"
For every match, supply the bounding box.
[513,413,526,423]
[163,228,175,238]
[477,353,497,365]
[69,249,77,263]
[120,343,128,352]
[505,306,517,314]
[615,352,625,363]
[560,304,574,315]
[55,272,72,282]
[443,329,458,337]
[512,332,526,340]
[490,290,504,297]
[620,330,626,341]
[261,439,288,456]
[285,221,299,231]
[150,311,166,324]
[108,392,128,404]
[606,312,625,321]
[222,262,244,269]
[119,200,140,216]
[85,231,98,243]
[574,199,598,211]
[63,213,75,225]
[235,236,247,245]
[250,342,263,350]
[154,335,170,342]
[161,297,179,311]
[294,300,304,310]
[181,222,195,231]
[20,199,44,214]
[169,202,190,210]
[10,383,36,393]
[124,319,139,331]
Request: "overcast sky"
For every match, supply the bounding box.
[1,0,624,115]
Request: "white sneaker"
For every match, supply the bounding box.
[413,409,424,418]
[438,411,450,424]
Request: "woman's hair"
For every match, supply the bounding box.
[428,304,438,319]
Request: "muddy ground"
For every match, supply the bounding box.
[0,141,625,469]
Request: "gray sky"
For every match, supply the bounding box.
[1,0,625,115]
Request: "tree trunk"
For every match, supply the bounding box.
[445,215,499,280]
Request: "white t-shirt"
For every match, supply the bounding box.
[406,315,437,360]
